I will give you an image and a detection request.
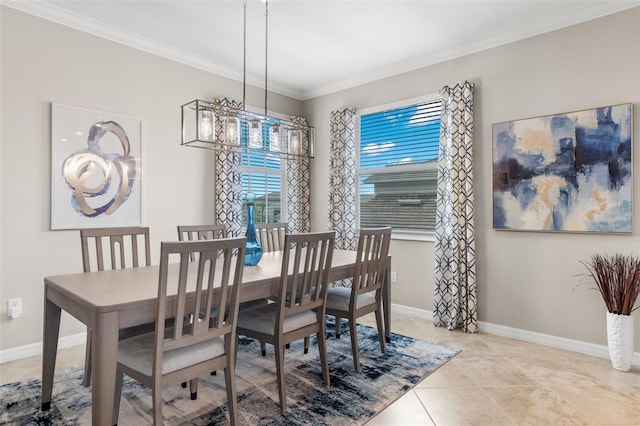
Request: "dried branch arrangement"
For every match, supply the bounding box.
[581,254,640,315]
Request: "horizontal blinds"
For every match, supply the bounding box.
[241,171,281,224]
[241,173,281,197]
[358,98,441,232]
[241,150,281,169]
[359,100,440,170]
[240,139,283,223]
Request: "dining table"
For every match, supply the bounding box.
[41,248,391,426]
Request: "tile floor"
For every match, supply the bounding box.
[1,309,639,425]
[362,312,640,426]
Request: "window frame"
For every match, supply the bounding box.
[356,93,441,241]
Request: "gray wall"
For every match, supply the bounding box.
[0,7,303,351]
[304,7,640,351]
[1,5,639,355]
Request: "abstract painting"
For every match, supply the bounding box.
[51,103,142,230]
[493,103,632,233]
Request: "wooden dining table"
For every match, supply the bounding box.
[41,249,391,425]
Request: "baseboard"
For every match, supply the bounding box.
[0,332,86,364]
[3,307,639,366]
[391,303,640,366]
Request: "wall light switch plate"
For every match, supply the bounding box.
[8,298,22,319]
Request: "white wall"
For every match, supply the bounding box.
[0,7,303,351]
[304,8,640,351]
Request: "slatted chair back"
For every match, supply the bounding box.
[78,226,152,387]
[156,237,246,356]
[177,224,228,261]
[255,222,287,252]
[277,231,335,319]
[80,227,151,272]
[351,227,392,303]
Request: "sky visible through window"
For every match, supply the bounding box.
[359,101,440,195]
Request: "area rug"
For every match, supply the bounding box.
[1,320,459,425]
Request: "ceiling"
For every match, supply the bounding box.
[4,1,639,100]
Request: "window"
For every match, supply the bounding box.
[240,149,284,224]
[357,95,441,233]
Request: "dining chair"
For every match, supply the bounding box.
[252,222,288,354]
[177,224,228,261]
[325,227,391,372]
[236,231,335,411]
[79,226,152,387]
[254,222,287,252]
[177,222,270,373]
[112,237,246,426]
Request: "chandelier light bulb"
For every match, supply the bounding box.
[249,120,263,149]
[199,110,214,141]
[269,124,281,152]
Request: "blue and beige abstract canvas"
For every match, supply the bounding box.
[493,104,632,233]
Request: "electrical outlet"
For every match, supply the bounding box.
[8,298,22,319]
[390,271,398,283]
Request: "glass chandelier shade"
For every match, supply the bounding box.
[181,99,315,158]
[180,0,314,159]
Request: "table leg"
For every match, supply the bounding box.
[92,311,119,426]
[41,295,61,411]
[383,257,391,343]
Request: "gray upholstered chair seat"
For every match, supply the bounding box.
[326,287,375,311]
[237,304,317,336]
[118,332,225,377]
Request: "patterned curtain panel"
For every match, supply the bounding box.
[286,116,311,233]
[433,81,477,333]
[214,98,243,237]
[328,107,357,252]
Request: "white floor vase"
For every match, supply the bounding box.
[606,311,634,372]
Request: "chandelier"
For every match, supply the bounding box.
[181,0,315,158]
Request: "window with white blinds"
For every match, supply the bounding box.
[357,95,441,233]
[241,150,284,224]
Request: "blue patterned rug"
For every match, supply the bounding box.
[1,320,459,425]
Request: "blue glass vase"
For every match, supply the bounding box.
[244,192,263,266]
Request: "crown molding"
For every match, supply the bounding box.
[0,0,301,99]
[299,2,640,100]
[3,1,638,101]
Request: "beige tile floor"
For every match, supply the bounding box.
[1,309,639,425]
[362,311,640,426]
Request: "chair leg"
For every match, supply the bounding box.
[375,307,386,354]
[275,342,287,412]
[349,319,361,372]
[224,363,238,425]
[151,385,163,425]
[260,340,267,357]
[317,328,330,386]
[112,370,124,426]
[189,378,198,400]
[303,336,309,354]
[83,330,92,387]
[335,316,342,338]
